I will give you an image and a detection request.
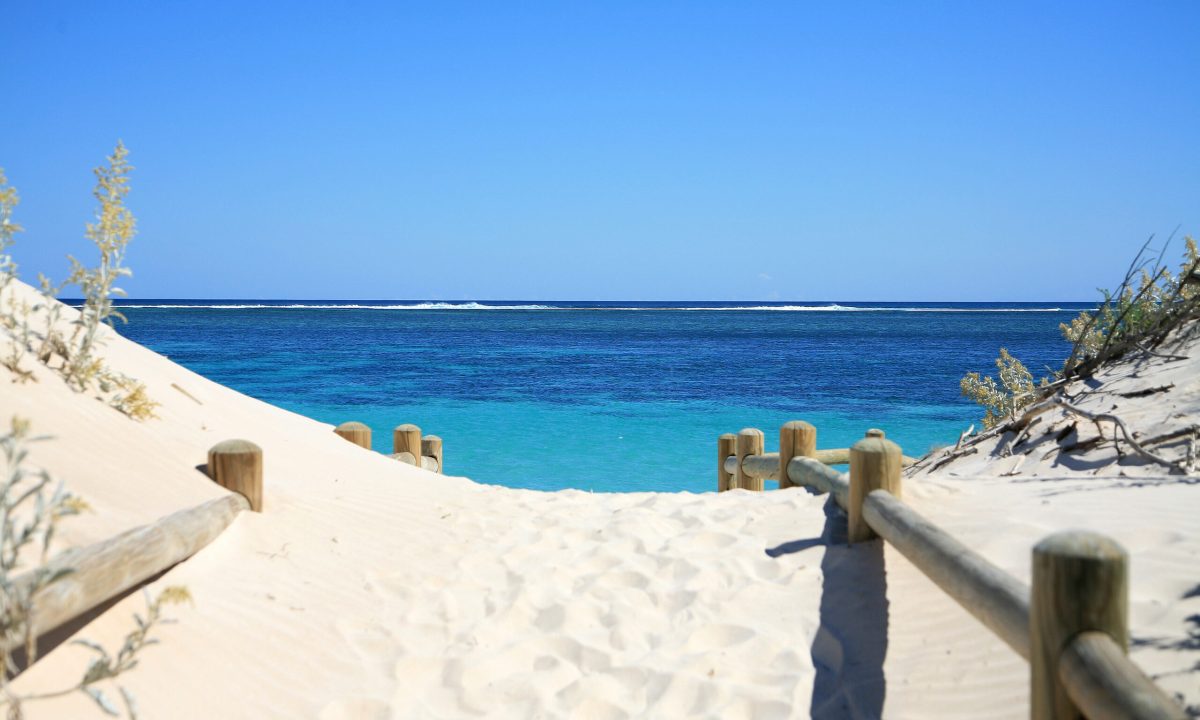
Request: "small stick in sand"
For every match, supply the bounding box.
[954,424,975,452]
[171,382,202,404]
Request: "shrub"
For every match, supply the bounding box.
[0,416,87,676]
[1060,236,1199,376]
[0,145,158,419]
[0,170,20,292]
[960,349,1036,429]
[962,237,1200,427]
[0,172,32,381]
[64,142,137,391]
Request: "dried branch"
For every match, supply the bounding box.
[1047,398,1189,474]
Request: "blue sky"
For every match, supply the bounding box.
[2,2,1197,300]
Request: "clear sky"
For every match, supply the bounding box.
[2,2,1197,301]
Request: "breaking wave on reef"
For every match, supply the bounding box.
[108,302,1071,312]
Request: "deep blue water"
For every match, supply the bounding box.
[110,300,1091,492]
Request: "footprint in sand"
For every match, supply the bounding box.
[655,557,703,584]
[318,697,392,720]
[809,625,845,676]
[541,635,614,673]
[554,677,632,720]
[606,569,652,590]
[684,624,757,653]
[333,618,400,679]
[752,557,785,581]
[645,674,719,717]
[574,550,624,575]
[663,589,698,613]
[535,604,567,632]
[678,530,739,551]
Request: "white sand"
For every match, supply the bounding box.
[3,281,1197,718]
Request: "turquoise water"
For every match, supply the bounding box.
[114,301,1088,492]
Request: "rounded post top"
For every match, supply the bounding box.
[738,427,764,438]
[783,420,815,431]
[851,435,901,455]
[209,439,262,455]
[719,432,737,440]
[336,421,370,431]
[1034,530,1128,562]
[394,424,421,433]
[422,434,442,442]
[865,428,885,438]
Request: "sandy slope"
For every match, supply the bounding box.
[2,281,1196,718]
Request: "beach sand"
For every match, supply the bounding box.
[3,280,1197,718]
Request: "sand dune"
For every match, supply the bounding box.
[3,280,1196,718]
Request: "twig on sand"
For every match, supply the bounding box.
[929,446,977,472]
[171,382,202,405]
[1139,425,1200,447]
[954,424,975,452]
[1047,398,1188,474]
[1007,416,1042,456]
[1187,431,1197,474]
[1132,343,1188,362]
[1116,383,1174,398]
[1005,398,1058,435]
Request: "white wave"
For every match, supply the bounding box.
[107,302,1075,312]
[694,305,1068,312]
[111,302,557,310]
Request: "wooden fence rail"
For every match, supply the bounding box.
[9,493,248,654]
[717,421,1185,720]
[722,448,920,481]
[16,419,444,669]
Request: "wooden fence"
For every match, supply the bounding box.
[334,421,444,473]
[12,420,442,663]
[15,412,1185,718]
[718,420,1185,719]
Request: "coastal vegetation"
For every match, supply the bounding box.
[0,418,188,718]
[0,147,178,716]
[962,237,1200,429]
[0,143,158,420]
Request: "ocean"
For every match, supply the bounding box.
[112,301,1092,493]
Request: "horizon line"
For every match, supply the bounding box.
[80,298,1098,304]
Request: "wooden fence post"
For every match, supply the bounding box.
[736,428,765,492]
[848,429,901,542]
[207,439,263,512]
[779,420,816,490]
[334,421,372,449]
[421,435,444,474]
[1031,531,1128,720]
[718,433,737,492]
[393,424,422,466]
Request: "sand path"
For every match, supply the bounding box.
[3,281,1196,718]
